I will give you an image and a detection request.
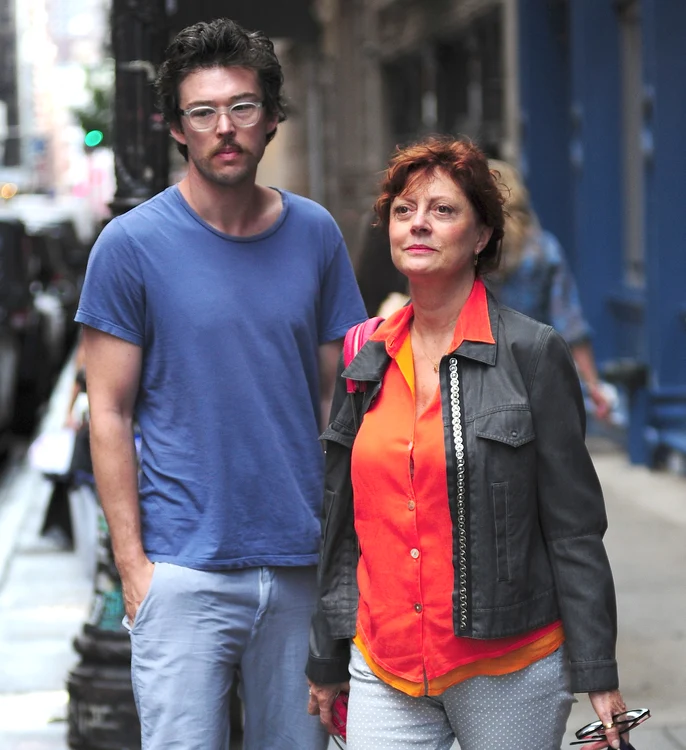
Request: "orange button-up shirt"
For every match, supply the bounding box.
[351,280,563,696]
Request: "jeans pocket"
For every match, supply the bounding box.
[131,562,160,634]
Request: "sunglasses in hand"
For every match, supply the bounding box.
[571,708,650,746]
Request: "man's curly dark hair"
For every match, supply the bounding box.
[155,18,287,160]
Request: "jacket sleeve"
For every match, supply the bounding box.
[306,610,352,684]
[527,326,619,693]
[306,354,353,684]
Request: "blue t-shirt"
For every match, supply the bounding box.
[76,186,366,570]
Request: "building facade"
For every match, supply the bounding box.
[1,0,109,192]
[0,0,21,166]
[517,0,686,468]
[107,0,685,467]
[312,0,512,255]
[309,0,686,469]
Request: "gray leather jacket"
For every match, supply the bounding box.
[306,292,619,694]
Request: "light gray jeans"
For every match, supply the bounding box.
[128,562,329,750]
[346,642,573,750]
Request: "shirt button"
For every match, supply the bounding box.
[410,548,420,559]
[408,500,416,511]
[408,441,413,450]
[414,603,423,612]
[511,430,518,437]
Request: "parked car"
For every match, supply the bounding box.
[0,216,54,435]
[1,196,95,357]
[29,221,86,358]
[0,221,21,454]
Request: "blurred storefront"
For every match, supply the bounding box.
[314,0,686,470]
[311,0,511,255]
[516,0,686,469]
[0,0,21,166]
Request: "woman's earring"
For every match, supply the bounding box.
[474,253,479,267]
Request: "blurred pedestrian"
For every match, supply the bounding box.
[486,159,611,420]
[38,334,89,550]
[65,332,92,480]
[354,210,408,317]
[307,136,628,750]
[65,331,88,430]
[76,17,365,750]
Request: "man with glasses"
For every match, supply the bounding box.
[75,17,366,750]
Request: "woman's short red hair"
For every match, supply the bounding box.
[374,136,505,275]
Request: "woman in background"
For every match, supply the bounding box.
[485,159,611,419]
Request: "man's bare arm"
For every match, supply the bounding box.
[82,326,152,622]
[319,340,343,432]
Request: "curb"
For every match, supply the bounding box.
[0,354,77,588]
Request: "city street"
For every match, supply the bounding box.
[0,371,685,749]
[2,1,685,749]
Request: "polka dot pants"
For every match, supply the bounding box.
[346,643,573,749]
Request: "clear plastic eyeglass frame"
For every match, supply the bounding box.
[570,708,651,745]
[179,101,263,131]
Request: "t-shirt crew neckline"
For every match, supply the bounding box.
[171,184,289,242]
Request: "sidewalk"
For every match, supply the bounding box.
[560,437,686,749]
[0,359,93,750]
[0,399,684,747]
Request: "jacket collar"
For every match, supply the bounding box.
[342,288,501,385]
[453,288,499,366]
[342,339,389,384]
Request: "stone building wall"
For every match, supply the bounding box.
[312,0,508,260]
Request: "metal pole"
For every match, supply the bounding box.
[110,0,170,216]
[66,3,169,746]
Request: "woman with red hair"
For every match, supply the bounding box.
[306,136,628,749]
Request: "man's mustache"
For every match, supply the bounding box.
[212,141,244,157]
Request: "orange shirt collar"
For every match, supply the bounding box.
[370,279,495,359]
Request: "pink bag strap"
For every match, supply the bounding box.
[343,317,384,393]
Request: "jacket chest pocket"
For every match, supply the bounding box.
[473,407,535,449]
[474,407,536,582]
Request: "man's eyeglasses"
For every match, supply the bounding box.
[179,102,264,131]
[571,708,650,745]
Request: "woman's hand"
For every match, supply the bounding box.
[586,690,628,749]
[307,680,349,734]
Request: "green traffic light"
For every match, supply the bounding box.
[84,130,104,148]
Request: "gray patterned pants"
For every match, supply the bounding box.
[346,642,573,750]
